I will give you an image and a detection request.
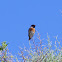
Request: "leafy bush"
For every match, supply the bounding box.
[0,33,62,62]
[0,41,13,62]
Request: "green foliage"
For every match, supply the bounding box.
[0,41,8,51]
[0,41,13,62]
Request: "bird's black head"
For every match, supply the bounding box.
[31,25,35,28]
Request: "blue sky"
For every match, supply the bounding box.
[0,0,62,55]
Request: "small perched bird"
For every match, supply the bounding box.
[28,25,35,40]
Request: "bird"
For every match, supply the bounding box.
[28,25,35,40]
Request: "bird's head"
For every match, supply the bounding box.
[31,25,36,28]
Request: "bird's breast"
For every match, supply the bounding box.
[29,28,35,33]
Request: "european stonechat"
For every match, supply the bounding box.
[28,25,35,40]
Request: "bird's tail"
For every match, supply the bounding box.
[29,37,31,40]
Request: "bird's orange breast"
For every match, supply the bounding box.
[29,27,35,33]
